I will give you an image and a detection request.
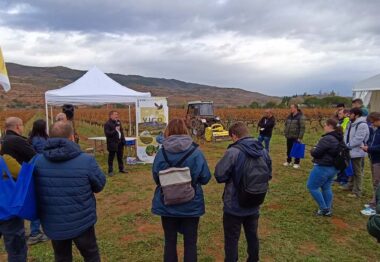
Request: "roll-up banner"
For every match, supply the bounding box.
[136,97,168,163]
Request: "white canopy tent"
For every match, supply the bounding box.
[353,74,380,112]
[45,66,151,133]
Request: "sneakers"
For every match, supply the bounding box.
[316,209,332,217]
[107,171,114,177]
[27,233,49,245]
[361,207,376,216]
[283,162,300,169]
[119,169,128,174]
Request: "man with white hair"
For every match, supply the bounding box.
[55,112,67,122]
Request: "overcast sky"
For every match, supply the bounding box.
[1,0,380,96]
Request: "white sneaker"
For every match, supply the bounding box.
[283,162,291,166]
[293,164,300,169]
[361,207,376,216]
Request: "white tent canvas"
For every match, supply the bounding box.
[45,66,152,134]
[45,66,151,105]
[353,74,380,112]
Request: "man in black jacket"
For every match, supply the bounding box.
[1,117,35,164]
[257,109,276,151]
[0,117,36,261]
[104,111,127,176]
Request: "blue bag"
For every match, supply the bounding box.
[0,157,16,220]
[0,156,38,221]
[344,161,354,177]
[290,142,305,159]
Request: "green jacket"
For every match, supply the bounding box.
[284,112,305,139]
[367,186,380,242]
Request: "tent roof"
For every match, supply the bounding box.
[353,73,380,92]
[45,66,151,105]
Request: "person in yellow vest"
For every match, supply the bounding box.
[335,109,351,185]
[337,109,350,132]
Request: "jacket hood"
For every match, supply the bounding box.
[351,116,367,126]
[324,130,343,142]
[43,138,82,162]
[163,135,193,153]
[228,137,263,158]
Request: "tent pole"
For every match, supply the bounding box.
[129,105,132,136]
[50,106,54,123]
[45,101,49,134]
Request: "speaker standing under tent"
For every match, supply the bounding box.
[62,104,75,120]
[62,104,79,143]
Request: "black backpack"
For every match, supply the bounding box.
[233,144,272,208]
[333,141,351,172]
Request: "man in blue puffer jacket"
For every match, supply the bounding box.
[34,121,106,262]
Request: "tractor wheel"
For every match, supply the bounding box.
[191,120,205,137]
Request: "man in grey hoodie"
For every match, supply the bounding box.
[344,108,370,197]
[214,122,272,262]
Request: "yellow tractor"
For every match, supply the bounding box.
[185,101,229,142]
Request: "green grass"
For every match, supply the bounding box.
[1,119,380,261]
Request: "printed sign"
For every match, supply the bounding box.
[136,97,168,163]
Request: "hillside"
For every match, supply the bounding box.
[1,63,280,108]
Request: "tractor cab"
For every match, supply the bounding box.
[185,101,229,141]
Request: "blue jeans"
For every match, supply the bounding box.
[307,165,337,211]
[0,217,27,262]
[30,220,41,237]
[257,135,271,151]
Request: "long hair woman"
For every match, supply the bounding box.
[29,119,49,154]
[27,119,49,244]
[307,118,342,216]
[151,118,211,262]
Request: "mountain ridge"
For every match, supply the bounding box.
[2,63,280,108]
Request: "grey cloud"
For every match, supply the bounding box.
[1,0,380,41]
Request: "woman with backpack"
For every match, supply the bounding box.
[27,119,49,245]
[307,118,342,216]
[361,112,380,216]
[151,118,211,262]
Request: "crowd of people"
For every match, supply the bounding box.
[0,97,379,261]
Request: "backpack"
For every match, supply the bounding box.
[233,144,272,208]
[333,141,351,172]
[159,143,198,206]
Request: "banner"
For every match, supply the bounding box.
[136,97,168,163]
[0,47,11,92]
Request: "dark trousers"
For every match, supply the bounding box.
[223,212,259,262]
[286,138,300,164]
[0,217,27,262]
[107,142,124,172]
[51,226,100,262]
[161,216,200,262]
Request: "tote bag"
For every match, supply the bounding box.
[0,156,38,220]
[344,161,354,177]
[290,142,306,159]
[0,157,16,220]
